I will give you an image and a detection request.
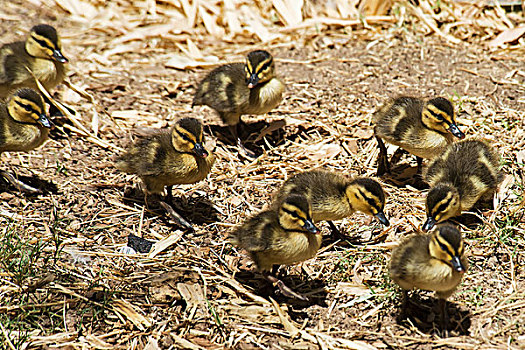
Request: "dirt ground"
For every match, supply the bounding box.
[1,1,524,349]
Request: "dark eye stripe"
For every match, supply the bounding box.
[439,242,454,257]
[33,37,54,50]
[433,198,451,216]
[256,60,272,73]
[15,100,34,112]
[358,189,379,210]
[175,129,194,143]
[282,207,304,220]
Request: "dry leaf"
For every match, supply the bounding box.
[353,129,374,139]
[489,26,525,48]
[113,299,152,331]
[165,54,220,70]
[306,143,342,160]
[148,231,185,258]
[269,297,300,337]
[273,0,304,26]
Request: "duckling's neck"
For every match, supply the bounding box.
[247,77,284,113]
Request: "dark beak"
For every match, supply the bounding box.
[375,211,390,226]
[422,217,436,232]
[303,219,319,234]
[247,74,259,89]
[52,49,68,63]
[193,142,208,157]
[448,123,465,139]
[451,256,466,273]
[38,114,51,128]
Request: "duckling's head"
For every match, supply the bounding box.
[429,223,466,273]
[346,178,390,226]
[423,183,461,232]
[25,24,68,63]
[7,88,51,128]
[421,97,464,139]
[245,50,275,89]
[278,194,319,234]
[171,117,209,157]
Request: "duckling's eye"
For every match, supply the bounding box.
[16,101,34,113]
[32,36,54,50]
[436,115,445,122]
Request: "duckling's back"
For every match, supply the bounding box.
[192,63,248,113]
[274,170,349,221]
[424,140,501,205]
[116,131,214,193]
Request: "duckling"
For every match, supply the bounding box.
[273,170,389,235]
[230,193,320,301]
[0,24,68,99]
[374,96,465,176]
[192,50,284,156]
[422,139,502,232]
[116,117,215,228]
[390,224,468,330]
[0,88,51,192]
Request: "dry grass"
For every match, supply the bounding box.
[0,0,524,349]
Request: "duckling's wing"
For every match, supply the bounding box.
[0,42,30,85]
[230,211,277,252]
[193,63,248,112]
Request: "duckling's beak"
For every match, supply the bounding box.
[422,217,436,232]
[303,219,319,234]
[451,256,466,273]
[52,49,68,63]
[448,123,465,139]
[193,142,208,158]
[247,74,259,89]
[375,211,390,226]
[38,114,51,128]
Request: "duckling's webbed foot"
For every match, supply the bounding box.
[263,272,309,301]
[375,136,390,176]
[159,201,194,231]
[0,170,41,193]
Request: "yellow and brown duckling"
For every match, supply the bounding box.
[116,117,215,228]
[390,224,468,330]
[273,170,389,234]
[422,139,502,232]
[192,50,284,156]
[0,88,51,192]
[230,193,320,301]
[0,24,68,98]
[374,97,465,176]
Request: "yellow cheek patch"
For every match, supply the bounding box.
[246,60,253,74]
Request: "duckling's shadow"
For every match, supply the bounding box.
[397,294,471,336]
[234,269,328,307]
[0,173,58,195]
[121,186,219,226]
[381,163,428,190]
[208,119,287,155]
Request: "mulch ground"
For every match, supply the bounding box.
[1,0,524,349]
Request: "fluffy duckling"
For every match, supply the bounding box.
[230,194,320,301]
[0,24,68,98]
[116,117,215,228]
[390,224,468,330]
[273,170,389,234]
[192,50,284,155]
[374,97,465,176]
[422,139,502,231]
[0,88,51,192]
